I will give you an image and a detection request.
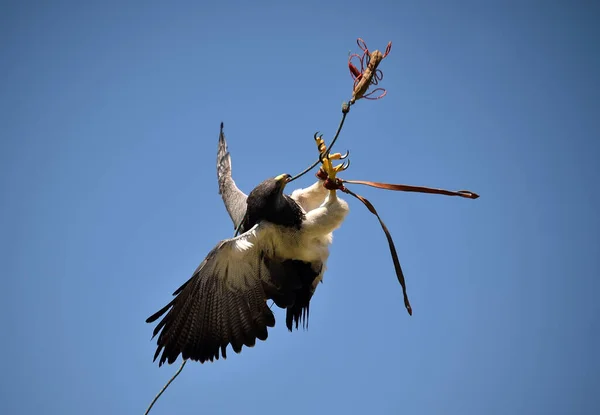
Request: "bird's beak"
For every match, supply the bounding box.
[275,174,292,188]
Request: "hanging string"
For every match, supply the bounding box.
[144,360,187,415]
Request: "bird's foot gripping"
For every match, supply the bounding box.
[314,132,349,190]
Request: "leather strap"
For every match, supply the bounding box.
[342,179,479,199]
[341,187,413,316]
[315,171,480,316]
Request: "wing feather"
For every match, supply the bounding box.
[146,224,275,366]
[217,123,247,230]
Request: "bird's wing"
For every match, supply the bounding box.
[146,224,278,366]
[217,123,247,230]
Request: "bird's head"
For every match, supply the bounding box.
[251,174,291,199]
[244,173,302,229]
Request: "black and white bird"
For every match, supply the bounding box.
[146,125,349,366]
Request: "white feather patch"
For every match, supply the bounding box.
[234,238,254,252]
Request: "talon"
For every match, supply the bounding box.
[332,158,350,173]
[327,151,349,161]
[313,134,349,180]
[315,133,327,161]
[314,134,325,147]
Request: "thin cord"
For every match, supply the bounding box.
[289,101,352,183]
[144,360,187,415]
[322,101,351,159]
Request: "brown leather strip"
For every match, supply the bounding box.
[342,179,479,199]
[341,187,413,316]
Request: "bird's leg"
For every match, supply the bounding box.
[299,133,351,236]
[302,188,350,236]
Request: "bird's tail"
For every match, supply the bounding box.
[262,257,320,331]
[286,291,312,331]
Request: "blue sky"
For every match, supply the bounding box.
[2,1,599,414]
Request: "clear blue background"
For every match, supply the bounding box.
[2,1,598,414]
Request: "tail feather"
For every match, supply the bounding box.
[285,291,312,331]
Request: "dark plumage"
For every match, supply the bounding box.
[241,175,305,232]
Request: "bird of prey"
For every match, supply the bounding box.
[146,125,349,366]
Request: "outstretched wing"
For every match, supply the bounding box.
[146,224,276,366]
[217,123,247,230]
